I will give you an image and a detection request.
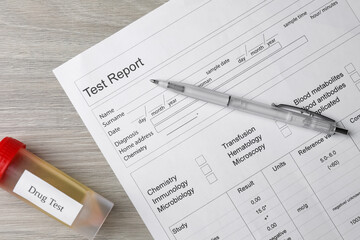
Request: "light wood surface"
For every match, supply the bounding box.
[0,1,167,239]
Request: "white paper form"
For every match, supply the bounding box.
[54,0,360,239]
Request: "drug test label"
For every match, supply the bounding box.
[13,170,83,226]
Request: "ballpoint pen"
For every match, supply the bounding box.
[150,79,349,135]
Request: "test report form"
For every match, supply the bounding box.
[54,0,360,239]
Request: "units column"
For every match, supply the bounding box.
[262,154,342,240]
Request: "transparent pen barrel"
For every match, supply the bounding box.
[228,97,337,134]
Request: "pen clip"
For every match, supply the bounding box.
[272,103,336,122]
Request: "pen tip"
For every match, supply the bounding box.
[150,79,159,84]
[335,127,349,135]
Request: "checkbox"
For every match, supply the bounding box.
[281,127,292,137]
[345,63,356,74]
[201,164,212,175]
[351,72,360,83]
[276,121,286,129]
[207,173,218,184]
[195,155,206,166]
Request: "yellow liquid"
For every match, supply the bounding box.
[0,148,113,239]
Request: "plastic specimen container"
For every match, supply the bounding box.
[0,137,114,239]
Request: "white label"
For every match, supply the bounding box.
[13,170,83,226]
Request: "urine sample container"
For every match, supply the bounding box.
[0,137,114,239]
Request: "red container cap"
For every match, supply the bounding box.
[0,137,26,179]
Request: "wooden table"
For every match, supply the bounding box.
[0,1,167,239]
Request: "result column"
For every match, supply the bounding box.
[227,172,302,239]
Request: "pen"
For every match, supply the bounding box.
[150,79,349,135]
